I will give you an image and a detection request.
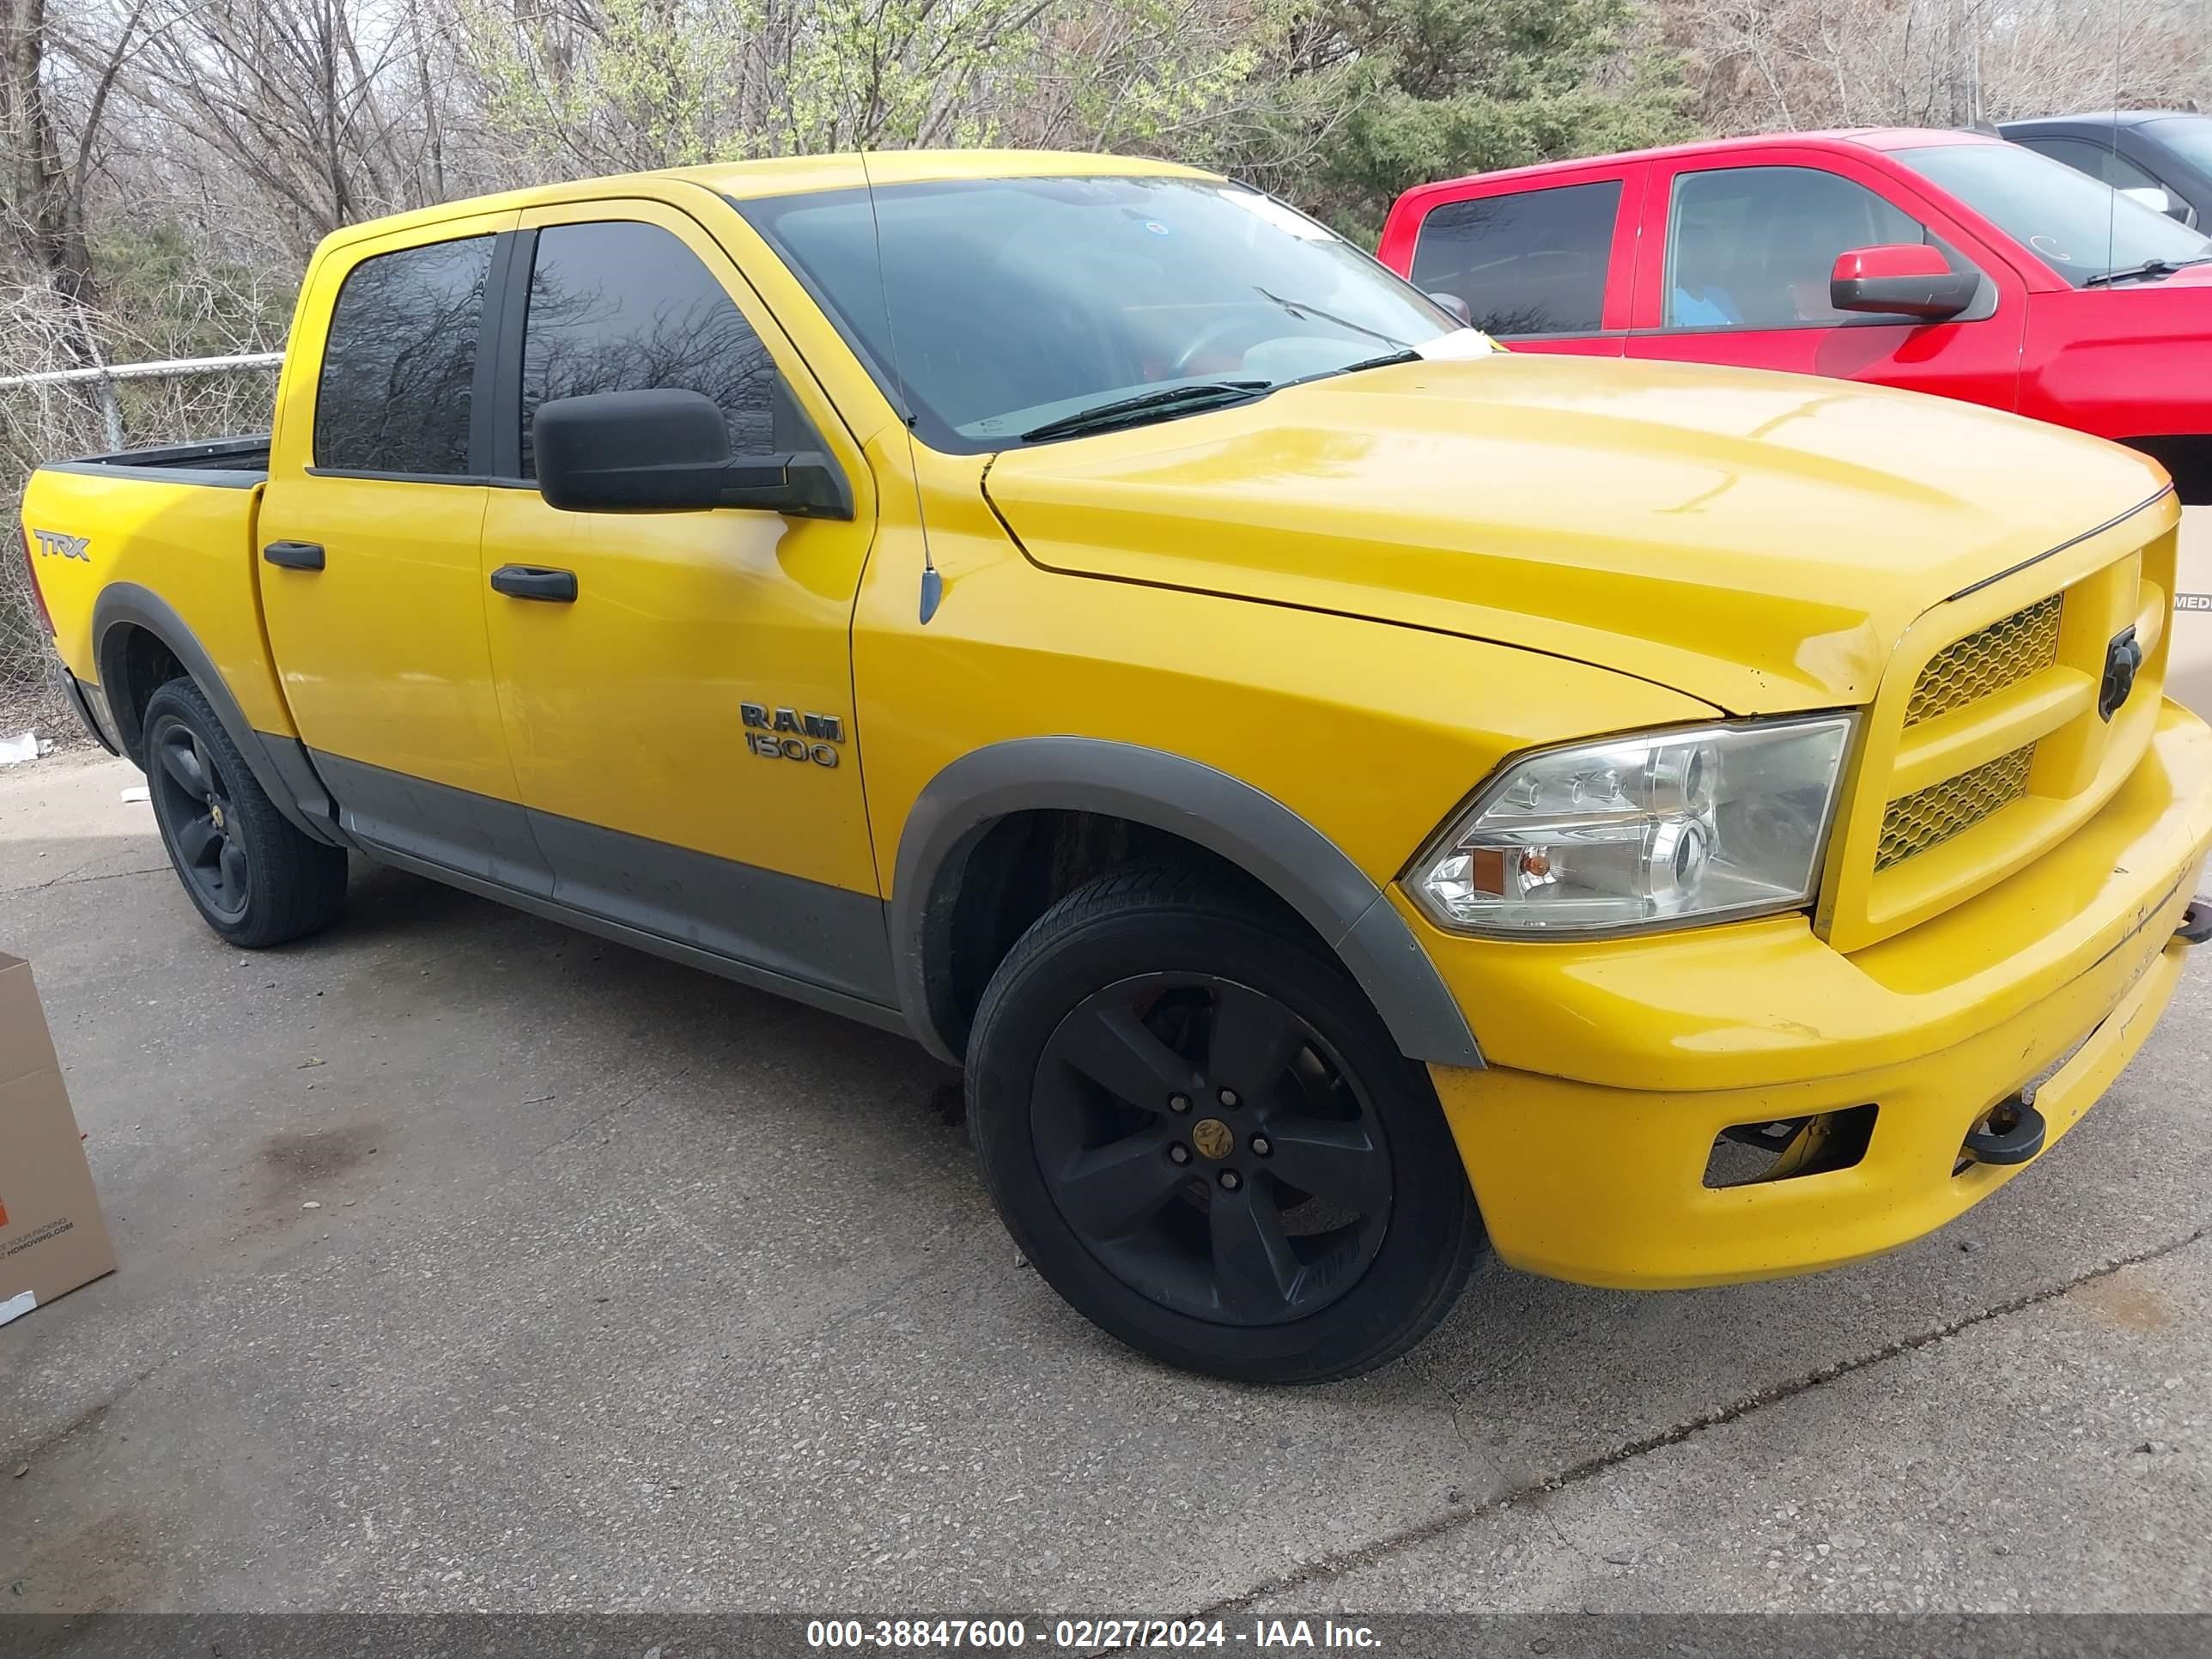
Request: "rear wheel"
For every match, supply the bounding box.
[142,678,347,948]
[967,863,1483,1382]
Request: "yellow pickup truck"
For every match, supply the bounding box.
[21,151,2212,1382]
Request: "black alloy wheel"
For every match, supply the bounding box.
[139,677,349,948]
[1033,971,1392,1326]
[967,862,1483,1383]
[149,714,252,926]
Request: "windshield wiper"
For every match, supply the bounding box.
[1019,380,1270,442]
[1254,288,1413,354]
[2084,254,2212,287]
[1332,348,1423,375]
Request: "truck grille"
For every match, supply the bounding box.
[1876,743,2034,871]
[1904,594,2063,727]
[1820,508,2174,954]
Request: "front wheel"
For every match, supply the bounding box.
[142,678,348,948]
[967,864,1483,1382]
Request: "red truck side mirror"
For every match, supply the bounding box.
[1829,245,1979,322]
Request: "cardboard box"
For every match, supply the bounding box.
[1,953,116,1325]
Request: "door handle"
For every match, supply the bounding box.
[263,541,325,571]
[490,565,578,603]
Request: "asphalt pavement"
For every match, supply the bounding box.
[2,749,2207,1614]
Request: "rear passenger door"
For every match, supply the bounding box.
[1626,155,2025,412]
[258,211,550,888]
[1387,167,1642,356]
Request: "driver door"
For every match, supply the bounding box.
[1626,155,2025,414]
[477,195,889,1003]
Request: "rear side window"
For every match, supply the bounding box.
[1408,181,1620,337]
[520,221,776,477]
[316,236,494,476]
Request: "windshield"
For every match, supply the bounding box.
[738,175,1470,451]
[2144,115,2212,177]
[1896,142,2212,286]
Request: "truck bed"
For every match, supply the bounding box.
[41,435,270,487]
[23,432,296,766]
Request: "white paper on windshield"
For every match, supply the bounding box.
[1414,329,1498,360]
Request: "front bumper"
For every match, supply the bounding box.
[1416,697,2212,1290]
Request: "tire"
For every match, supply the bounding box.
[967,862,1484,1383]
[141,678,348,948]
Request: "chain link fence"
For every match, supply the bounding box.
[1,356,281,745]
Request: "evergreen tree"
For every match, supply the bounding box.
[1275,0,1693,238]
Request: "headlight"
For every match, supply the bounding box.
[1409,715,1855,936]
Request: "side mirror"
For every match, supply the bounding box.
[2119,184,2194,225]
[533,387,851,519]
[1829,245,1979,321]
[1426,290,1474,326]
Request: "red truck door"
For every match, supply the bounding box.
[1623,149,2027,413]
[1379,163,1643,356]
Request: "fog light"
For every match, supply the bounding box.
[1703,1105,1877,1188]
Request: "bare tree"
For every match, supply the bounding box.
[1667,0,2209,136]
[100,0,469,258]
[1,0,149,359]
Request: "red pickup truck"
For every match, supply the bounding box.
[1379,127,2211,499]
[1379,126,2212,701]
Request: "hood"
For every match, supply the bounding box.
[981,355,2172,714]
[2141,262,2212,289]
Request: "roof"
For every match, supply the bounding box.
[1404,127,2000,195]
[317,149,1211,254]
[669,148,1211,200]
[1999,110,2197,134]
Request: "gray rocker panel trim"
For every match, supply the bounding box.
[363,839,910,1037]
[88,582,347,846]
[313,750,901,1015]
[526,809,897,1007]
[313,751,551,897]
[891,738,1484,1070]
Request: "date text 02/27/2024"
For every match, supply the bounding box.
[804,1619,1381,1650]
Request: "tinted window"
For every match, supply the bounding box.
[1666,166,1960,329]
[520,222,775,476]
[2017,137,2161,192]
[1898,143,2211,286]
[1409,182,1620,337]
[316,236,493,475]
[2144,116,2212,175]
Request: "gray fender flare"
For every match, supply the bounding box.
[90,583,346,847]
[890,738,1483,1071]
